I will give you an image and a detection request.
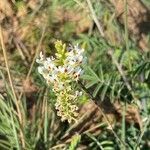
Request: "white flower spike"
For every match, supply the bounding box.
[37,40,86,123]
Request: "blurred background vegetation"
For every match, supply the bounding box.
[0,0,150,149]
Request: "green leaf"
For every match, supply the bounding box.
[81,74,96,81]
[101,83,109,101]
[69,134,81,150]
[87,67,100,81]
[93,83,103,97]
[85,80,99,89]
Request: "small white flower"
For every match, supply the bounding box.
[40,51,44,58]
[58,66,65,73]
[75,91,82,97]
[44,60,55,71]
[77,55,83,63]
[74,44,84,54]
[57,82,65,90]
[38,66,45,74]
[49,74,58,82]
[69,60,76,66]
[66,66,74,74]
[73,68,83,81]
[46,57,52,62]
[36,52,44,63]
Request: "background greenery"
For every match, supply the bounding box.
[0,0,149,149]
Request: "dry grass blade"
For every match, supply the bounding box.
[0,25,25,148]
[26,26,46,79]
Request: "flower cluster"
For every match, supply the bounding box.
[36,40,85,123]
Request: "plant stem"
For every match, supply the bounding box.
[122,101,126,150]
[124,0,129,52]
[124,0,131,70]
[78,81,127,147]
[86,0,104,37]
